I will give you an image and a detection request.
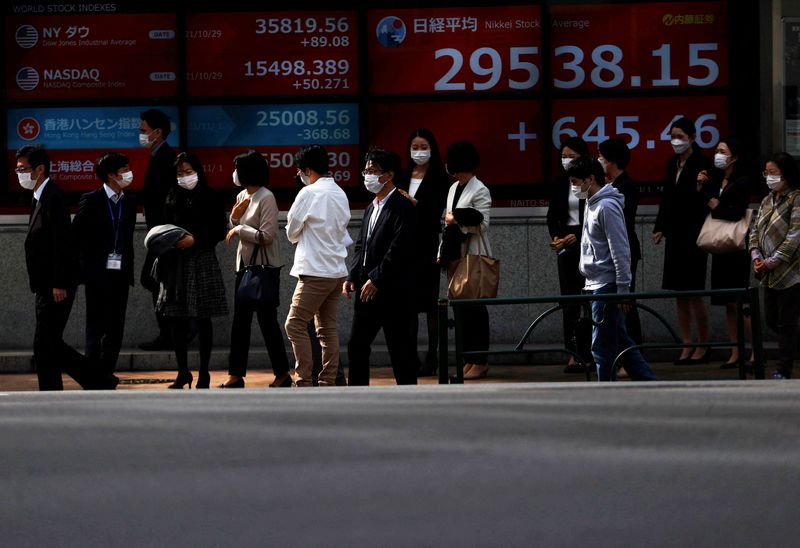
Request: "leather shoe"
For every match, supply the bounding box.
[218,378,245,389]
[269,373,292,388]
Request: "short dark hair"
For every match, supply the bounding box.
[295,144,329,175]
[364,147,402,179]
[140,108,171,139]
[599,138,631,170]
[16,145,50,176]
[770,151,800,189]
[566,157,605,185]
[671,116,696,137]
[96,152,130,183]
[173,151,208,188]
[560,136,591,158]
[446,140,480,173]
[234,150,269,187]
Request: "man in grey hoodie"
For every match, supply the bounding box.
[566,158,656,381]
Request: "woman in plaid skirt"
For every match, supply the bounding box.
[160,151,228,389]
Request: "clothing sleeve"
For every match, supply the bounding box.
[546,178,564,239]
[771,195,800,264]
[237,193,277,246]
[71,192,92,256]
[602,205,632,292]
[653,169,673,235]
[347,221,366,282]
[453,207,484,226]
[460,184,491,235]
[49,190,77,289]
[285,190,309,244]
[748,199,766,253]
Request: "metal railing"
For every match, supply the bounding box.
[438,287,765,384]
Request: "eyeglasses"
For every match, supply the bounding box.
[14,166,32,174]
[361,170,384,176]
[763,171,781,177]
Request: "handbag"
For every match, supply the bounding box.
[447,232,500,299]
[236,244,281,307]
[696,208,753,253]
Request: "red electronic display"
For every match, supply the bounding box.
[550,2,728,91]
[368,100,543,188]
[6,149,153,194]
[551,95,729,186]
[186,11,359,97]
[6,14,178,100]
[193,146,360,191]
[367,6,542,95]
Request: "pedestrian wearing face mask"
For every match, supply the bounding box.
[220,150,291,389]
[138,108,177,351]
[17,145,109,390]
[749,152,800,379]
[285,145,351,387]
[696,137,756,368]
[344,148,417,385]
[395,128,449,376]
[652,117,713,365]
[439,141,493,380]
[72,153,138,388]
[150,152,228,389]
[547,137,591,373]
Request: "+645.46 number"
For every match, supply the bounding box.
[552,114,720,150]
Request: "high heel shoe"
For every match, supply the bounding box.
[168,371,193,389]
[269,373,293,388]
[464,364,489,380]
[218,378,245,389]
[196,371,210,389]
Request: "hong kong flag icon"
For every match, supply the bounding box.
[17,117,40,141]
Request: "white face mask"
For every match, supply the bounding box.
[713,153,731,170]
[561,157,576,170]
[364,174,385,194]
[17,171,36,190]
[598,157,609,171]
[671,138,691,155]
[117,171,133,188]
[177,173,198,190]
[298,172,311,186]
[139,132,152,148]
[410,149,431,166]
[766,174,783,190]
[571,182,589,200]
[232,170,241,187]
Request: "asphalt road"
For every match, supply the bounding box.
[2,381,799,547]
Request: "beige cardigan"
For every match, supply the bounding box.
[444,175,492,257]
[230,186,282,271]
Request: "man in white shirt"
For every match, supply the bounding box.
[285,145,351,386]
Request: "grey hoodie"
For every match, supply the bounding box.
[579,184,632,293]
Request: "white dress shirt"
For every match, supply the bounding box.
[286,177,351,278]
[33,178,50,202]
[408,177,422,198]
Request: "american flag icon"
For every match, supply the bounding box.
[15,25,39,49]
[16,67,40,91]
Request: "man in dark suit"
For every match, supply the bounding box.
[343,148,417,385]
[138,108,176,350]
[16,145,100,390]
[72,153,138,387]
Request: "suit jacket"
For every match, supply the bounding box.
[142,142,176,229]
[611,171,642,262]
[348,189,416,296]
[25,180,78,293]
[72,187,138,287]
[445,176,492,257]
[654,147,712,239]
[546,174,584,239]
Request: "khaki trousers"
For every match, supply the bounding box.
[285,276,345,386]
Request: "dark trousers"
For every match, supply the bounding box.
[459,304,490,366]
[172,317,212,375]
[556,243,585,355]
[626,259,643,345]
[85,277,129,376]
[764,283,800,377]
[34,289,92,390]
[141,250,171,341]
[348,293,417,386]
[229,271,290,377]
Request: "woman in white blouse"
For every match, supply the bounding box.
[220,150,291,388]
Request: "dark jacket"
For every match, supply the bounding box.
[654,147,713,239]
[25,180,78,293]
[546,174,584,239]
[611,171,642,263]
[142,142,176,229]
[72,187,138,287]
[700,169,753,222]
[163,184,227,250]
[348,189,416,295]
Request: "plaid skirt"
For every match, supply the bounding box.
[158,248,229,319]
